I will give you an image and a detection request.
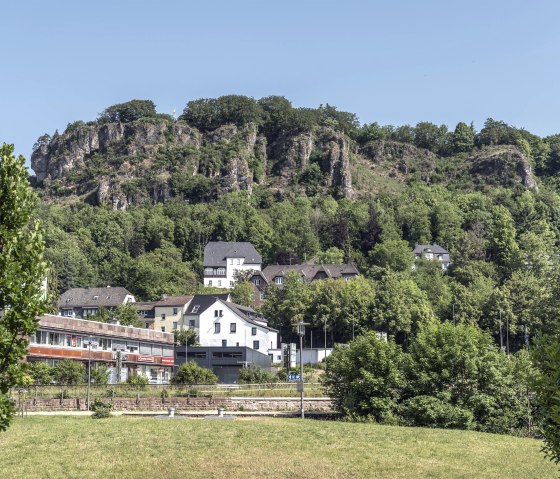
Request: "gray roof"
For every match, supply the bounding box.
[185,294,231,315]
[260,263,360,283]
[413,243,450,255]
[224,301,278,333]
[203,242,262,267]
[59,287,135,309]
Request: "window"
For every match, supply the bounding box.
[260,292,265,300]
[145,323,150,329]
[253,340,260,350]
[93,295,99,300]
[173,308,178,315]
[161,327,165,332]
[217,267,225,275]
[189,319,195,328]
[230,281,234,287]
[208,280,212,287]
[230,323,236,333]
[214,310,219,317]
[230,259,234,265]
[162,346,173,357]
[172,322,178,330]
[192,305,200,313]
[219,310,223,317]
[83,308,98,317]
[140,343,152,355]
[237,258,241,265]
[251,327,257,336]
[254,278,261,286]
[222,340,227,347]
[215,323,221,333]
[218,280,222,287]
[204,268,213,275]
[275,276,284,285]
[161,314,166,320]
[127,341,139,353]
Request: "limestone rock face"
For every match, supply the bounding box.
[30,118,538,209]
[469,146,538,191]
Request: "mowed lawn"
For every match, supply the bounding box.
[0,416,557,479]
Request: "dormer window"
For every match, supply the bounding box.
[93,295,99,300]
[192,305,200,313]
[275,276,284,285]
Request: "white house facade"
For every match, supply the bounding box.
[203,242,262,289]
[183,296,277,354]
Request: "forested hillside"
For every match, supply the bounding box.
[31,96,560,353]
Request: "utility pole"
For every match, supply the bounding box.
[84,338,98,411]
[295,319,309,419]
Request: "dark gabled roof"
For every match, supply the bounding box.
[413,243,450,255]
[203,242,262,267]
[224,301,278,333]
[260,263,360,283]
[59,287,135,309]
[185,294,231,315]
[154,295,193,307]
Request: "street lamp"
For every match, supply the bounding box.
[83,338,98,411]
[294,319,309,419]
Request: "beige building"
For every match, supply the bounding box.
[153,295,193,333]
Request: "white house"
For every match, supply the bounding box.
[203,242,262,289]
[182,295,277,354]
[413,243,451,271]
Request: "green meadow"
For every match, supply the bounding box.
[0,415,557,479]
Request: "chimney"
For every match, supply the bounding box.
[162,294,168,300]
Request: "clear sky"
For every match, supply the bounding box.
[2,0,560,168]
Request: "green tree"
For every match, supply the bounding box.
[171,361,218,385]
[113,303,142,327]
[0,144,47,431]
[368,239,413,273]
[321,333,406,421]
[406,322,527,433]
[27,361,53,386]
[173,328,198,346]
[52,360,85,385]
[98,99,157,123]
[231,281,255,307]
[90,364,109,385]
[315,247,345,264]
[451,122,475,153]
[532,326,560,464]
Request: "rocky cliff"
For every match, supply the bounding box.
[31,119,537,208]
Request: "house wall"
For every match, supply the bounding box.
[185,301,277,353]
[204,258,261,289]
[154,303,190,333]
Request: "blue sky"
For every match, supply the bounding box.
[2,0,560,168]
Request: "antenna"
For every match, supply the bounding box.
[172,108,176,120]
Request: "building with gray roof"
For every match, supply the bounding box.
[203,241,262,289]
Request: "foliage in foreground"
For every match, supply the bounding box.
[171,361,218,386]
[322,323,533,435]
[532,325,560,464]
[0,144,46,431]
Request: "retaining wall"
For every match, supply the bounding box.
[18,396,334,413]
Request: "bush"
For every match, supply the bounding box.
[238,365,275,384]
[91,398,113,419]
[171,361,218,386]
[401,396,474,430]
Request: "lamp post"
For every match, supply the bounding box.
[295,319,309,419]
[83,338,98,411]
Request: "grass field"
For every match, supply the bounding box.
[0,416,557,479]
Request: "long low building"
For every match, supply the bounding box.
[28,315,175,384]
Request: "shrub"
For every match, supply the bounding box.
[91,398,113,419]
[401,396,474,430]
